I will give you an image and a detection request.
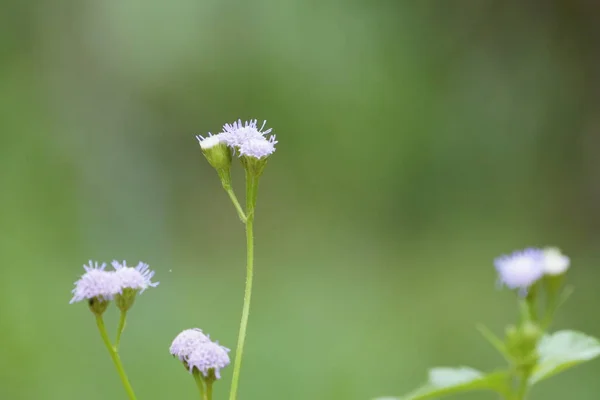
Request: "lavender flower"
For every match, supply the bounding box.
[170,329,231,379]
[112,260,159,293]
[494,248,545,295]
[186,339,231,379]
[170,328,210,362]
[542,247,570,276]
[70,261,119,304]
[220,119,277,159]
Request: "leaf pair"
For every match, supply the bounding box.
[376,330,600,400]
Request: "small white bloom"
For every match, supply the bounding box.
[112,260,159,293]
[542,247,570,276]
[494,248,545,295]
[219,119,277,158]
[70,261,119,303]
[239,135,277,159]
[170,328,210,362]
[186,340,231,379]
[196,133,222,150]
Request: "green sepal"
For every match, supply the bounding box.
[115,288,138,312]
[88,297,110,316]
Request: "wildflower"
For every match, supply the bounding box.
[112,261,159,292]
[170,329,231,379]
[70,261,119,304]
[71,261,120,315]
[220,119,277,159]
[170,328,211,362]
[239,135,277,159]
[186,339,231,379]
[494,248,545,295]
[542,247,570,276]
[112,261,159,311]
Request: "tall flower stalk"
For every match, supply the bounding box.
[196,119,277,400]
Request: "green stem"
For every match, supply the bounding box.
[228,172,258,400]
[206,379,214,400]
[193,372,206,400]
[115,310,127,349]
[225,187,247,223]
[95,315,137,400]
[514,376,529,400]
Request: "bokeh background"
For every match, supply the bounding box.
[2,1,600,399]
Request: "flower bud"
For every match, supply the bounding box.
[197,134,232,173]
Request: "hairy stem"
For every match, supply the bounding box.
[95,315,137,400]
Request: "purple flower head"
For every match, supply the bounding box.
[70,261,119,304]
[220,119,277,158]
[186,339,231,379]
[494,248,545,295]
[112,260,159,293]
[170,328,210,362]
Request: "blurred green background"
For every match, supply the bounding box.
[1,1,600,399]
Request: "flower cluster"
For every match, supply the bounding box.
[494,247,570,295]
[196,119,277,160]
[170,328,231,379]
[70,260,158,305]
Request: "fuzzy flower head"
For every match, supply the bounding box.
[112,260,159,293]
[70,261,119,304]
[196,133,223,150]
[220,119,277,159]
[542,247,570,276]
[186,340,231,379]
[494,248,545,295]
[170,328,210,362]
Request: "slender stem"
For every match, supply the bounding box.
[229,172,258,400]
[514,375,529,400]
[95,315,137,400]
[193,372,206,400]
[206,379,214,400]
[225,187,247,223]
[115,310,127,349]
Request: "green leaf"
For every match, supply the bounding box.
[374,367,510,400]
[529,330,600,384]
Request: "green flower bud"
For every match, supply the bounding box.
[197,134,232,173]
[115,288,138,313]
[506,321,542,366]
[88,297,110,316]
[240,155,269,178]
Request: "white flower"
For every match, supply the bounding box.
[170,329,210,362]
[239,135,277,159]
[112,260,159,293]
[542,247,570,276]
[220,119,277,158]
[196,133,223,150]
[494,248,545,295]
[70,261,119,303]
[186,339,231,379]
